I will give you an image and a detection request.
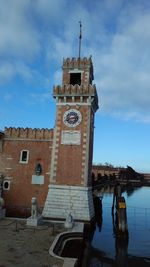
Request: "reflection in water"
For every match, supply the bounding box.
[125,184,142,197]
[115,224,128,267]
[82,186,150,267]
[112,184,128,235]
[93,195,103,232]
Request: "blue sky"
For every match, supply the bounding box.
[0,0,150,173]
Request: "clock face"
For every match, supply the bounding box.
[63,109,82,127]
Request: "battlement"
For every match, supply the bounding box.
[4,127,53,140]
[53,84,99,111]
[53,84,97,96]
[63,57,93,69]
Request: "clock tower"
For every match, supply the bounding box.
[43,57,99,221]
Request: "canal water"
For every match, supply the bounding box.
[83,186,150,267]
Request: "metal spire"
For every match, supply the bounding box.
[78,21,82,58]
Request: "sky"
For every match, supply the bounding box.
[0,0,150,173]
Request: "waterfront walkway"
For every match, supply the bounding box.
[0,218,64,267]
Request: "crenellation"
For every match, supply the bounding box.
[71,84,78,94]
[20,128,28,138]
[28,128,36,139]
[63,57,92,69]
[11,127,19,137]
[35,128,44,139]
[4,127,53,140]
[53,84,97,96]
[45,128,53,139]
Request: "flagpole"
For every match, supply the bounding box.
[79,21,82,58]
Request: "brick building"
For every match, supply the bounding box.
[0,128,53,217]
[92,165,124,180]
[0,57,99,221]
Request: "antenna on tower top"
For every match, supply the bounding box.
[78,21,82,58]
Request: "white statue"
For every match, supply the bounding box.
[65,213,74,229]
[31,197,38,219]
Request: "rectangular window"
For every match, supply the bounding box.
[70,73,81,85]
[20,150,29,163]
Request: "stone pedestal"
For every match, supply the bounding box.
[42,184,94,221]
[26,215,43,226]
[0,208,6,219]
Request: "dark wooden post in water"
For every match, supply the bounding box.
[112,183,121,212]
[116,196,128,234]
[112,184,128,235]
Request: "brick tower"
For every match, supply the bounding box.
[43,57,98,221]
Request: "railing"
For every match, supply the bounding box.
[103,203,150,231]
[127,206,150,230]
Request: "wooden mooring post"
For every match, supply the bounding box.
[112,184,128,236]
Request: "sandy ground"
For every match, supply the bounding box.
[0,218,65,267]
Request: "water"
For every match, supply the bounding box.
[85,186,150,267]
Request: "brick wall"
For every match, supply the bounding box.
[0,127,53,217]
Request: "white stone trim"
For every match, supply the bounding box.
[56,131,60,137]
[19,150,29,164]
[42,185,94,221]
[4,138,52,142]
[50,125,60,182]
[47,184,92,190]
[32,175,44,185]
[61,130,81,145]
[3,180,11,190]
[54,154,58,160]
[82,155,86,161]
[83,108,91,185]
[69,69,84,73]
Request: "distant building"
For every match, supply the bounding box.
[92,165,123,178]
[92,164,144,183]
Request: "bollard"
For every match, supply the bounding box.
[112,184,128,236]
[117,197,128,234]
[112,183,122,214]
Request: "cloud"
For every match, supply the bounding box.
[92,3,150,123]
[0,0,69,85]
[45,1,150,123]
[0,0,41,61]
[0,62,15,84]
[0,61,46,87]
[0,0,150,123]
[33,0,67,25]
[0,0,42,85]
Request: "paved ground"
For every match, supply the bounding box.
[0,218,65,267]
